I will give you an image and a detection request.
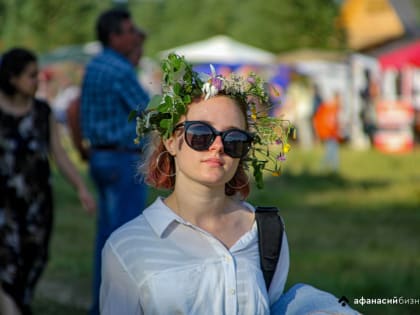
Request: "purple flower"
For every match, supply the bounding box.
[212,77,223,90]
[276,153,287,161]
[247,76,256,84]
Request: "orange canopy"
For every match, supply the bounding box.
[338,0,405,50]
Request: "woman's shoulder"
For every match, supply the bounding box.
[106,214,149,246]
[106,199,166,251]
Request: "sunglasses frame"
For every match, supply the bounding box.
[174,120,254,158]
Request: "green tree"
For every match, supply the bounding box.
[0,0,346,56]
[0,0,109,52]
[133,0,238,56]
[229,0,343,53]
[132,0,344,56]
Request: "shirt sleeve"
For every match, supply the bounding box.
[114,70,150,112]
[100,241,143,315]
[268,231,290,304]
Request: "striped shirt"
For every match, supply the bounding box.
[100,197,289,315]
[80,48,150,149]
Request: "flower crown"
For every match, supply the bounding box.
[129,53,296,188]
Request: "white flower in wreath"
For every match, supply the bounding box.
[202,82,219,100]
[202,64,224,100]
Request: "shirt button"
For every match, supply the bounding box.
[230,288,236,295]
[225,255,231,262]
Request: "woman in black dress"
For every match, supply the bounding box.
[0,48,96,315]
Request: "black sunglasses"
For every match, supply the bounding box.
[174,121,253,158]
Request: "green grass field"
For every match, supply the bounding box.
[32,145,420,315]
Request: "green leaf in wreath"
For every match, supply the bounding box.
[147,95,163,110]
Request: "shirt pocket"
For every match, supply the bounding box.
[142,264,204,314]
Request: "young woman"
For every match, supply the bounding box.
[100,54,363,315]
[100,54,292,314]
[0,48,96,315]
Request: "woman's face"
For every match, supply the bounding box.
[11,61,39,97]
[167,95,247,190]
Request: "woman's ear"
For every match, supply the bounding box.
[163,136,176,156]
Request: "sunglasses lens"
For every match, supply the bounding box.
[183,121,252,158]
[223,130,251,158]
[185,123,213,151]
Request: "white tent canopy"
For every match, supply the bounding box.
[160,35,276,65]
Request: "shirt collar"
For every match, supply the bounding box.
[103,47,131,65]
[143,197,256,238]
[143,197,182,238]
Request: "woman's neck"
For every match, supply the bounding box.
[164,182,253,249]
[0,91,32,116]
[165,183,234,225]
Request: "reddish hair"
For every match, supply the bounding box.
[144,141,176,190]
[225,162,250,198]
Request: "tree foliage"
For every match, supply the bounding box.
[133,0,344,56]
[0,0,109,51]
[0,0,348,56]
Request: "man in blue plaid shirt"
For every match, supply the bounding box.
[80,8,150,315]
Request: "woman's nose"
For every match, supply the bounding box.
[209,135,224,153]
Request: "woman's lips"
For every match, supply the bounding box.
[202,157,224,166]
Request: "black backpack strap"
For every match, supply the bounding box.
[255,206,284,291]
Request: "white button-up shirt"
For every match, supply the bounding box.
[100,197,289,315]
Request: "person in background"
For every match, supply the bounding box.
[0,48,96,315]
[311,83,323,144]
[313,92,342,173]
[66,28,146,162]
[359,69,379,146]
[284,70,314,150]
[80,8,150,315]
